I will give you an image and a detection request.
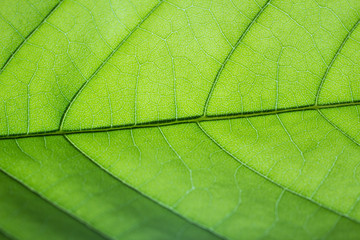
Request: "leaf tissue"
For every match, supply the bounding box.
[0,0,360,239]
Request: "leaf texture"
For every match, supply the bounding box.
[1,0,360,239]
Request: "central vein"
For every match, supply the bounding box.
[1,100,359,140]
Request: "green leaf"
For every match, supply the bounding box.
[0,0,360,239]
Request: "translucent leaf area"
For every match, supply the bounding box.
[1,0,360,239]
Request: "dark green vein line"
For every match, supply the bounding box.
[0,228,15,240]
[203,0,271,115]
[64,136,226,240]
[58,0,164,129]
[0,0,64,74]
[196,123,360,225]
[0,168,111,240]
[0,100,359,140]
[315,17,360,104]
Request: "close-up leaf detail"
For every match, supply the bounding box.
[1,0,360,239]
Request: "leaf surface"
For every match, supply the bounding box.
[1,0,360,239]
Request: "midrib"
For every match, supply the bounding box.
[1,100,359,140]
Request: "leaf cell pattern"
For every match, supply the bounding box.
[1,0,360,239]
